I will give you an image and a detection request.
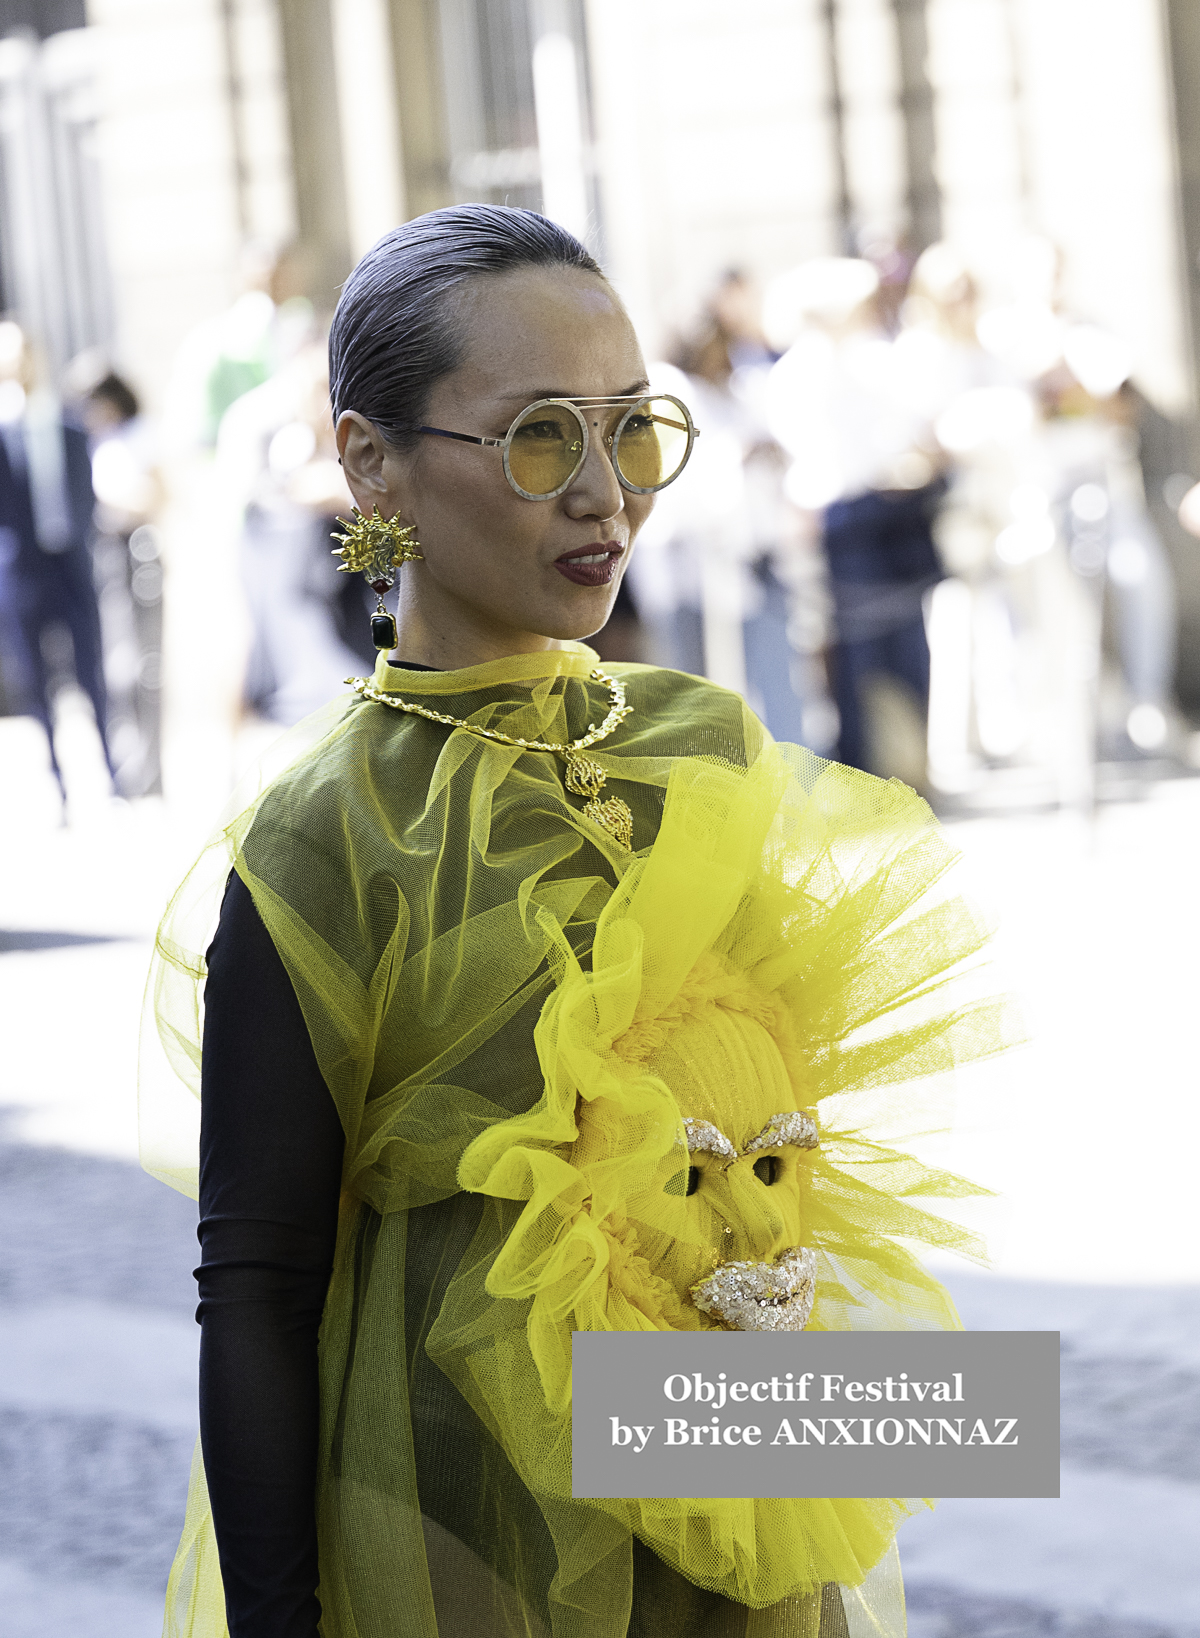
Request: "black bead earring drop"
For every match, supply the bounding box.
[370,596,398,653]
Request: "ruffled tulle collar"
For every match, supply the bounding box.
[370,641,600,697]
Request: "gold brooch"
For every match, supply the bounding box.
[564,751,634,850]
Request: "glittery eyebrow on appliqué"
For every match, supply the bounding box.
[682,1118,737,1159]
[742,1112,819,1154]
[681,1112,819,1164]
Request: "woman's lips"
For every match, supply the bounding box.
[553,545,624,587]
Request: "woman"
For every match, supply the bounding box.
[143,207,1014,1638]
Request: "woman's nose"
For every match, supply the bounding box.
[563,418,623,520]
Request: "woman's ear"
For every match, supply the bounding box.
[336,411,399,514]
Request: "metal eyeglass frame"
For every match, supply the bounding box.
[417,392,699,501]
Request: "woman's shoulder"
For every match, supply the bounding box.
[607,662,766,763]
[608,661,752,717]
[242,694,409,850]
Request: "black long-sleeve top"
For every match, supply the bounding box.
[197,663,445,1635]
[198,869,343,1637]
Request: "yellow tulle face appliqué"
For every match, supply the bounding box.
[601,958,823,1319]
[618,969,815,1290]
[450,745,1019,1611]
[680,1105,822,1332]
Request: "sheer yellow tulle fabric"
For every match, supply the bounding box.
[141,643,1019,1638]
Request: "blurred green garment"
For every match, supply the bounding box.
[165,290,314,447]
[142,643,1018,1638]
[203,292,315,442]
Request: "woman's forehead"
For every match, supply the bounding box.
[448,266,643,396]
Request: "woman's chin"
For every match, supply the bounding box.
[520,593,622,646]
[427,575,622,653]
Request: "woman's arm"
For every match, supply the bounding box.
[198,872,345,1638]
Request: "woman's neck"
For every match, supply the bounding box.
[391,590,567,671]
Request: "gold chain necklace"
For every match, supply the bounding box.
[348,665,636,849]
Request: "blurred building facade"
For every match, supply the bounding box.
[1,3,1183,395]
[6,0,1200,721]
[0,2,111,375]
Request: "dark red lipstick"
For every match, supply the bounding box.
[553,542,625,587]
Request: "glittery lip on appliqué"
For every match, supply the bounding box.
[690,1246,818,1332]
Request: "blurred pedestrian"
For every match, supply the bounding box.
[0,322,115,805]
[663,271,782,697]
[966,237,1179,775]
[1037,353,1178,762]
[900,244,1037,790]
[632,273,833,747]
[166,241,316,452]
[765,259,944,781]
[215,339,365,724]
[64,353,167,795]
[156,243,322,806]
[601,269,779,671]
[672,268,777,383]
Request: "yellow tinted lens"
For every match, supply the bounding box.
[614,397,691,490]
[506,403,584,495]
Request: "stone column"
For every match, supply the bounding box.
[276,0,353,300]
[1155,0,1200,706]
[893,0,940,251]
[386,0,451,218]
[1162,0,1200,414]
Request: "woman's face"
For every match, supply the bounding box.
[337,265,656,665]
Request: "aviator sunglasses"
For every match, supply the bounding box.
[418,393,699,500]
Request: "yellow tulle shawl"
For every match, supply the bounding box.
[141,644,1019,1638]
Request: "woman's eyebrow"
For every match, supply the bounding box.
[494,380,651,402]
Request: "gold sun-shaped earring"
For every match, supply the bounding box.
[332,507,423,650]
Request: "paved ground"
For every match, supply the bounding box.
[0,1128,197,1634]
[902,1272,1200,1638]
[1,706,1198,1635]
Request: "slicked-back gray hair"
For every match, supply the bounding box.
[329,205,604,449]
